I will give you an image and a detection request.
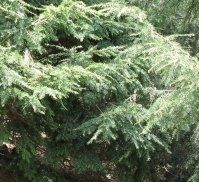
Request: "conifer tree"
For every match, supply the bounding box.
[0,0,198,181]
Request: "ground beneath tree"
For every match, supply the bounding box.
[0,157,25,182]
[0,168,24,182]
[0,145,25,182]
[0,145,116,182]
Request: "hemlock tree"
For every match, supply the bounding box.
[120,0,199,57]
[0,0,198,181]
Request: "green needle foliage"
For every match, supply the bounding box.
[126,0,199,57]
[0,0,198,181]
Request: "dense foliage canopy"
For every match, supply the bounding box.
[0,0,198,181]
